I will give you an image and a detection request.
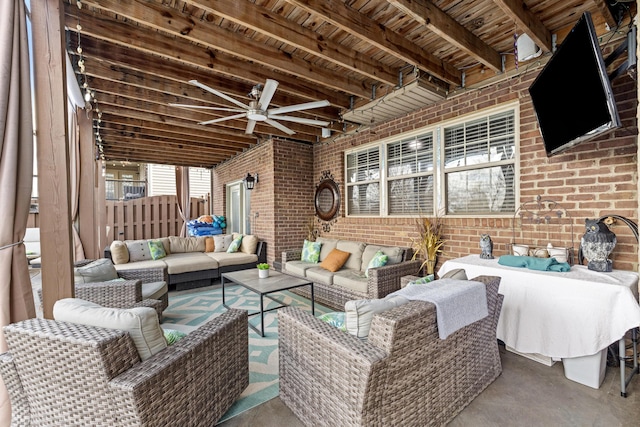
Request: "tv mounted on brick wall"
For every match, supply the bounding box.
[529,11,621,156]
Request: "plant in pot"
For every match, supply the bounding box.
[411,216,446,276]
[257,263,270,278]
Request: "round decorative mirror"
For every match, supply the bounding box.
[314,170,340,230]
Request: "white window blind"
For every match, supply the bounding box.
[346,147,380,215]
[443,110,516,214]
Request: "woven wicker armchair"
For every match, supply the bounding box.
[0,309,248,426]
[279,275,503,426]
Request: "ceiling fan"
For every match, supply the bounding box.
[170,79,330,135]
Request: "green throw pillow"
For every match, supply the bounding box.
[318,312,347,332]
[148,240,167,260]
[227,235,243,253]
[301,239,322,263]
[365,250,388,278]
[408,274,435,286]
[163,328,187,345]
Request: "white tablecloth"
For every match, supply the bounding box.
[438,255,640,358]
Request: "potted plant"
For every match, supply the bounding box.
[411,216,446,275]
[257,263,270,278]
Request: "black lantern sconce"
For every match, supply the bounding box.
[244,173,259,190]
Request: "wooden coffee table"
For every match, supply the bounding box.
[221,269,314,337]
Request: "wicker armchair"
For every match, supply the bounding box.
[279,275,503,426]
[0,309,248,426]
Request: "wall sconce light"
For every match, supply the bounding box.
[244,173,259,190]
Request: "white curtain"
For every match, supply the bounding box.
[176,166,190,237]
[69,102,85,261]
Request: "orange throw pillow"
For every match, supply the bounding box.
[320,248,350,272]
[205,237,215,253]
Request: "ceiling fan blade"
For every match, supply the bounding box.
[169,103,245,112]
[267,100,330,116]
[258,79,278,110]
[189,80,250,110]
[265,119,296,135]
[268,115,329,126]
[245,119,257,134]
[198,113,247,125]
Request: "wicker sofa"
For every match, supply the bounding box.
[282,237,421,310]
[0,310,249,426]
[105,234,267,290]
[279,275,503,426]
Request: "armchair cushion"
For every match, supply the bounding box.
[53,298,167,361]
[344,295,409,339]
[74,258,118,284]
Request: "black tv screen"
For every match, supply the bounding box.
[529,12,620,156]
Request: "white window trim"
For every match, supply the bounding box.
[345,101,520,218]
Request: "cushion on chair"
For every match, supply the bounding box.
[213,234,233,252]
[169,236,206,253]
[74,258,119,284]
[148,240,167,260]
[53,298,167,361]
[142,281,168,301]
[318,312,347,331]
[239,234,259,254]
[227,235,243,253]
[365,251,388,278]
[441,268,467,280]
[344,295,409,339]
[126,240,153,262]
[301,239,322,263]
[319,249,350,272]
[110,241,130,265]
[205,236,215,252]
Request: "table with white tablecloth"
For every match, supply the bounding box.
[438,255,640,359]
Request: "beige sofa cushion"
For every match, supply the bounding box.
[345,295,409,339]
[162,253,218,274]
[239,234,259,254]
[333,270,369,294]
[74,258,119,284]
[213,234,233,252]
[114,259,167,272]
[110,241,130,265]
[336,240,366,270]
[360,245,404,271]
[126,240,152,262]
[305,267,334,285]
[207,252,258,267]
[169,236,206,253]
[158,237,171,255]
[317,237,338,261]
[285,261,316,277]
[53,298,166,361]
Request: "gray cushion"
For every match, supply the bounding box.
[126,240,152,262]
[74,258,118,284]
[142,281,168,301]
[305,267,335,285]
[441,268,467,280]
[344,295,409,339]
[317,237,338,261]
[360,245,404,271]
[333,270,369,294]
[336,241,366,270]
[285,261,316,277]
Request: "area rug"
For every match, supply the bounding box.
[161,284,332,424]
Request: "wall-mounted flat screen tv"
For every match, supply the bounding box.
[529,11,620,156]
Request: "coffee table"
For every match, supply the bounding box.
[221,269,314,337]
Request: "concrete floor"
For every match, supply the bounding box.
[219,344,640,426]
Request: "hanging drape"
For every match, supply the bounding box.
[69,102,85,261]
[0,0,36,423]
[176,166,190,237]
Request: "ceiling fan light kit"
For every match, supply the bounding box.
[171,79,330,136]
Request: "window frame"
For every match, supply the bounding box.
[344,102,519,218]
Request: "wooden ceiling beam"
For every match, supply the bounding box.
[492,0,553,52]
[100,145,223,168]
[387,0,502,72]
[66,5,372,100]
[591,0,618,29]
[285,0,462,86]
[182,0,398,86]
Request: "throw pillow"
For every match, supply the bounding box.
[319,248,350,272]
[205,236,215,252]
[365,250,388,278]
[227,234,243,253]
[110,240,129,265]
[126,240,152,262]
[169,236,206,253]
[73,258,119,284]
[344,295,409,339]
[213,234,233,252]
[441,268,468,280]
[408,274,435,286]
[301,239,322,263]
[163,328,187,345]
[239,234,259,254]
[318,312,347,332]
[147,240,167,260]
[53,298,167,361]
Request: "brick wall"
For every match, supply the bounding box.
[213,70,638,272]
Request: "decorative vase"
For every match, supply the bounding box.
[425,259,436,275]
[258,269,269,278]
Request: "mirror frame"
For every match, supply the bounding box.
[315,179,340,222]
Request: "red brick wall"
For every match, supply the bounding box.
[213,70,638,272]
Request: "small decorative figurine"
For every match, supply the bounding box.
[581,218,616,272]
[479,234,494,259]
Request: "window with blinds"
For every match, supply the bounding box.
[443,110,516,214]
[346,147,381,215]
[387,133,434,215]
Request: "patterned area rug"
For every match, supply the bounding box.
[161,284,332,424]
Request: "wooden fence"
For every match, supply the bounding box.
[106,195,210,242]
